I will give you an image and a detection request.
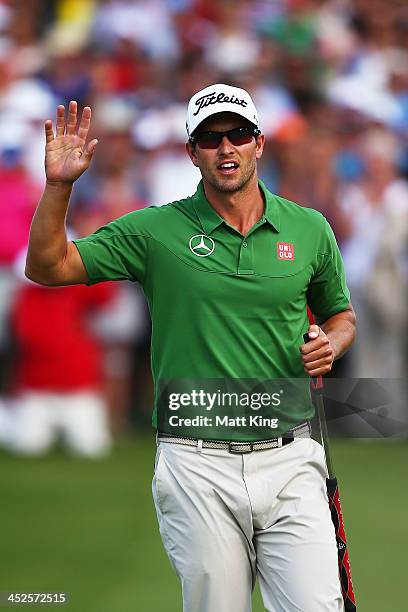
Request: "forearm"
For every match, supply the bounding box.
[319,308,356,361]
[25,181,73,282]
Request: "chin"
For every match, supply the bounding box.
[211,175,247,193]
[216,181,243,193]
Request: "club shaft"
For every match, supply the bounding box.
[314,391,334,478]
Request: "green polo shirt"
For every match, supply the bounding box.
[73,180,350,440]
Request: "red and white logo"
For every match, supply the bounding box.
[277,242,295,261]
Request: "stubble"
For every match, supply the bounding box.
[201,157,257,194]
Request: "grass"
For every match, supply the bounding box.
[0,435,406,611]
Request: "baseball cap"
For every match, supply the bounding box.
[186,83,260,137]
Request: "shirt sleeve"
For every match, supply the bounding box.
[72,213,149,286]
[307,216,351,321]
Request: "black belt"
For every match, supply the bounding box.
[157,421,311,454]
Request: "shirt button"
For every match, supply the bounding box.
[243,242,247,248]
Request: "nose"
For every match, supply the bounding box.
[218,135,234,154]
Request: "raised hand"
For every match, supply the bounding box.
[44,101,98,184]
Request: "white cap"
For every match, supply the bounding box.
[186,83,260,137]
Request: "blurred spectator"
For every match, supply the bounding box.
[204,1,261,74]
[69,173,151,434]
[41,27,92,107]
[91,0,179,62]
[0,129,40,266]
[339,127,408,378]
[71,96,146,221]
[0,123,41,391]
[7,274,115,458]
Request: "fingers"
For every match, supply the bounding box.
[44,119,54,143]
[46,102,94,146]
[56,105,65,136]
[301,344,333,364]
[300,326,324,355]
[66,100,78,135]
[82,138,98,163]
[77,106,92,144]
[302,344,333,373]
[306,364,332,377]
[302,351,333,370]
[304,324,320,341]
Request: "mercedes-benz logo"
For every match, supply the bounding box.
[189,234,215,257]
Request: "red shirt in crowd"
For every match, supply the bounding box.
[11,282,115,392]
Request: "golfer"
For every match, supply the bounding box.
[26,84,356,612]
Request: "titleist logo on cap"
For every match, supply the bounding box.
[193,91,248,116]
[186,83,260,136]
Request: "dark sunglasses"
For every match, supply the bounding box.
[190,126,261,149]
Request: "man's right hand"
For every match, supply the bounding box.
[45,100,98,184]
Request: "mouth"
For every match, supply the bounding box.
[217,161,240,175]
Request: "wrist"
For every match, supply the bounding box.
[45,180,74,192]
[323,330,339,361]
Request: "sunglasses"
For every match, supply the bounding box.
[190,126,261,149]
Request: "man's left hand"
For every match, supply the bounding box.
[300,324,334,376]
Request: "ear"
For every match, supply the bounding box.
[255,134,265,160]
[186,141,199,167]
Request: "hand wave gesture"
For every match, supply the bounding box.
[44,101,98,184]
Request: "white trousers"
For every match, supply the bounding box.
[152,437,344,612]
[7,390,112,458]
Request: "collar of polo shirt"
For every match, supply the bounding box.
[192,180,281,235]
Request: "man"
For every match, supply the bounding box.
[26,84,356,612]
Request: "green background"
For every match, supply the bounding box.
[1,436,406,611]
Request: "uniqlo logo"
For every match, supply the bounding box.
[277,242,295,261]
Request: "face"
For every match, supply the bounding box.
[186,112,265,194]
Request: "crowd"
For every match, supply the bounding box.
[0,0,407,455]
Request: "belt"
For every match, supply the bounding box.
[157,421,311,454]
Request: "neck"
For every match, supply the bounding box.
[202,172,264,235]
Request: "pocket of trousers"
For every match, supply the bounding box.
[153,444,164,475]
[153,445,168,509]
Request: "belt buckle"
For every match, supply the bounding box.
[228,441,254,454]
